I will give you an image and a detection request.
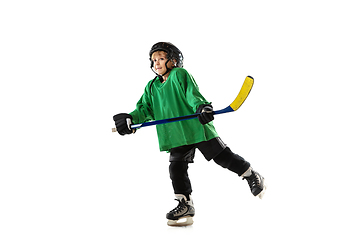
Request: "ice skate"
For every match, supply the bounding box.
[242,168,267,199]
[166,194,195,227]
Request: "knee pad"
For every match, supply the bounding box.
[169,162,189,179]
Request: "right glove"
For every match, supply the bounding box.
[196,104,214,125]
[113,113,135,136]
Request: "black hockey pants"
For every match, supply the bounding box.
[169,139,250,197]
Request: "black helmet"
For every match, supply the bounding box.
[149,42,184,68]
[148,42,184,94]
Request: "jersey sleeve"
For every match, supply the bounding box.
[129,83,155,125]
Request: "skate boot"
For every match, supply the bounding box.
[242,168,267,199]
[166,194,195,227]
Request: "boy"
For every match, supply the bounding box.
[113,42,266,226]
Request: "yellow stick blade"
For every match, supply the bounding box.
[229,76,254,111]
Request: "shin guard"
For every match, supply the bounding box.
[213,147,250,176]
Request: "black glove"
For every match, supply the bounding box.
[113,113,135,135]
[196,104,214,125]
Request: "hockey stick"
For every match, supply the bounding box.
[112,76,254,132]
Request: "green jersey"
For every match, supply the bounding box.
[130,68,219,152]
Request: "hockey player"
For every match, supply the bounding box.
[113,42,266,226]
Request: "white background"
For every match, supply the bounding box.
[1,0,359,239]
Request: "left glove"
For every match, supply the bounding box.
[196,104,214,125]
[113,113,135,135]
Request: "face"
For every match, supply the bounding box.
[151,51,175,76]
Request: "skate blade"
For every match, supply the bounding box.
[257,181,268,200]
[167,217,194,227]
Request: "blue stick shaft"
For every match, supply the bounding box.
[131,106,234,129]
